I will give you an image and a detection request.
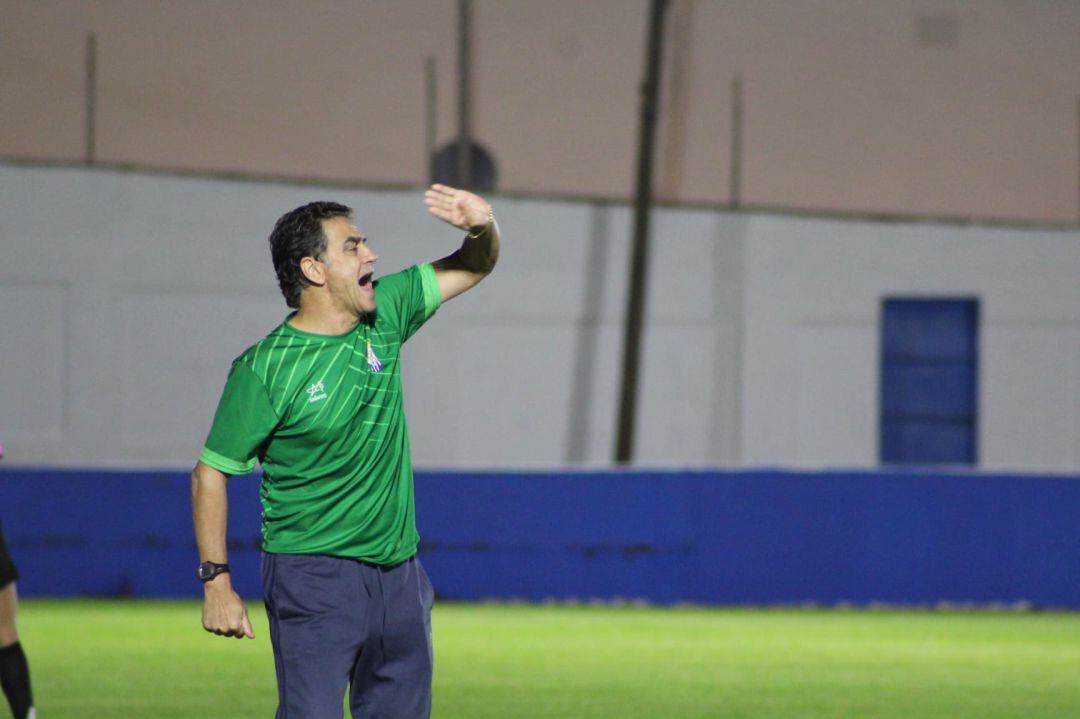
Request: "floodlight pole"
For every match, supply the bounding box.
[425,55,437,184]
[85,33,96,165]
[730,75,743,208]
[457,0,473,189]
[615,0,670,464]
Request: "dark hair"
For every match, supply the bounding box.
[268,201,352,308]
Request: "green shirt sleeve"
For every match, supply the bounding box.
[199,360,279,475]
[375,264,441,343]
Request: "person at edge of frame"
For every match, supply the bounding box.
[191,183,499,719]
[0,441,37,719]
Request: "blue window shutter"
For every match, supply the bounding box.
[880,299,978,464]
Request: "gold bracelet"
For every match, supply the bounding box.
[466,205,495,239]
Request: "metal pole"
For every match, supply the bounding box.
[730,75,743,208]
[85,33,96,164]
[425,56,437,184]
[457,0,472,188]
[615,0,670,464]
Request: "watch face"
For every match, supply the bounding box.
[199,561,229,581]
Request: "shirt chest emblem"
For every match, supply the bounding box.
[306,381,328,403]
[366,339,382,373]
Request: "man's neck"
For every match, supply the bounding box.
[287,304,360,336]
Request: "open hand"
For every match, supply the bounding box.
[424,184,492,232]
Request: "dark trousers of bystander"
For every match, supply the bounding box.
[0,524,34,719]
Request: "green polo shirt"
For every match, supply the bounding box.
[199,264,440,564]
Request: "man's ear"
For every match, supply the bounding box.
[300,256,325,286]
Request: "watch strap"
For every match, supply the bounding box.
[198,561,230,582]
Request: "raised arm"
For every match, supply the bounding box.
[192,460,253,639]
[424,184,500,303]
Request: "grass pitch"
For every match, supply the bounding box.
[17,599,1080,718]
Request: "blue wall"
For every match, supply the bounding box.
[1,468,1077,607]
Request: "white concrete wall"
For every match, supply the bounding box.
[741,216,1080,470]
[1,163,1078,470]
[0,163,739,468]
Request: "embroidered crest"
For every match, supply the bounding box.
[366,339,382,373]
[306,380,328,403]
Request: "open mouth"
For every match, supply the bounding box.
[358,272,374,288]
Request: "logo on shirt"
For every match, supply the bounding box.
[366,339,382,373]
[306,381,328,403]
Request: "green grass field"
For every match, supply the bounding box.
[16,599,1080,718]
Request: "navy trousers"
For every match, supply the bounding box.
[262,553,435,719]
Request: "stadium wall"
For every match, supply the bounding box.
[1,467,1077,607]
[1,163,1079,470]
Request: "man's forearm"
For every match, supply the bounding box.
[427,186,500,302]
[457,219,500,275]
[191,461,230,564]
[192,461,253,637]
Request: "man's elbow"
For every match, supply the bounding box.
[192,461,229,495]
[192,465,206,503]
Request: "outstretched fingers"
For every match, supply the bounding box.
[424,184,464,225]
[424,184,488,230]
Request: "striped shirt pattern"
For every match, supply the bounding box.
[200,264,441,564]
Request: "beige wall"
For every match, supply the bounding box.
[3,0,1079,223]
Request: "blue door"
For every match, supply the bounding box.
[880,299,978,464]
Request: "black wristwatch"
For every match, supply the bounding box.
[197,561,230,583]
